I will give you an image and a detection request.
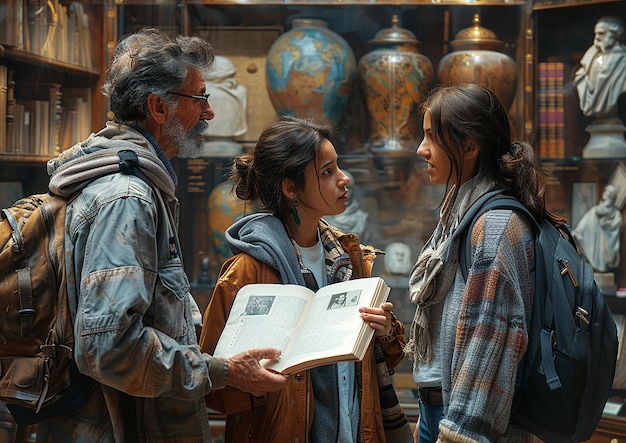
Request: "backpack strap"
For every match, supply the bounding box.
[458,194,567,393]
[117,149,151,184]
[16,268,35,337]
[459,194,539,281]
[118,149,183,264]
[457,194,542,413]
[2,207,38,337]
[2,208,23,252]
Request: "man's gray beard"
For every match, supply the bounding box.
[165,117,210,159]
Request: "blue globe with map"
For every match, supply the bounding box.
[266,18,357,124]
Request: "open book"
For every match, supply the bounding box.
[213,277,390,374]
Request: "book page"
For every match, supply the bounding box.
[273,277,389,373]
[213,284,315,360]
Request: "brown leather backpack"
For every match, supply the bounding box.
[0,193,80,424]
[0,150,149,425]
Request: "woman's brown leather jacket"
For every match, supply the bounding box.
[200,226,406,443]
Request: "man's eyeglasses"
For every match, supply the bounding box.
[167,91,211,104]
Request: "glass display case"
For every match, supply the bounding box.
[110,0,528,286]
[109,1,530,431]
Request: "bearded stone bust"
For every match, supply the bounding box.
[573,16,626,119]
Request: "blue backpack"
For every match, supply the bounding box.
[460,191,619,442]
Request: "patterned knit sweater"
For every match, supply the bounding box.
[437,207,536,443]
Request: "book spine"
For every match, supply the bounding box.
[15,0,24,50]
[68,3,93,67]
[537,61,566,159]
[546,62,557,159]
[537,62,549,159]
[6,71,16,153]
[14,103,24,154]
[61,88,91,150]
[52,86,62,155]
[0,0,16,47]
[553,62,565,159]
[0,66,7,153]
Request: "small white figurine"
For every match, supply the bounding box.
[384,241,413,275]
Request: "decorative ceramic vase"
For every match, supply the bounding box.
[358,15,434,153]
[265,18,357,124]
[207,181,247,266]
[437,13,517,110]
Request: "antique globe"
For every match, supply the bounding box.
[265,18,357,124]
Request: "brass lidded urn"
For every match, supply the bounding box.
[437,13,517,110]
[358,15,434,154]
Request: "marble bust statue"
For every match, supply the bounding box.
[572,184,622,273]
[572,16,626,157]
[573,16,626,119]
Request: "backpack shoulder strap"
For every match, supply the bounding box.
[459,194,539,281]
[118,149,183,264]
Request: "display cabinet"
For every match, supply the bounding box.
[110,0,626,437]
[532,0,626,438]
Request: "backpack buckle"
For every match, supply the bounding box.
[118,150,139,174]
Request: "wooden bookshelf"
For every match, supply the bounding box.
[0,1,105,156]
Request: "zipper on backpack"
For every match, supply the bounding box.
[575,307,590,325]
[558,258,578,288]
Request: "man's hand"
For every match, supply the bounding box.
[226,348,287,396]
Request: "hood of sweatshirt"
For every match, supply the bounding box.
[226,213,305,286]
[47,122,177,202]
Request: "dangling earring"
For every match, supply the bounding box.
[291,198,301,227]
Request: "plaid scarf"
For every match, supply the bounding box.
[405,177,496,362]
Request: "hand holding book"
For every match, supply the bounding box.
[360,301,395,338]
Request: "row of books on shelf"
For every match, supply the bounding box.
[0,0,94,68]
[0,65,92,155]
[537,61,565,159]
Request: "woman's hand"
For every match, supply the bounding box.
[359,301,394,337]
